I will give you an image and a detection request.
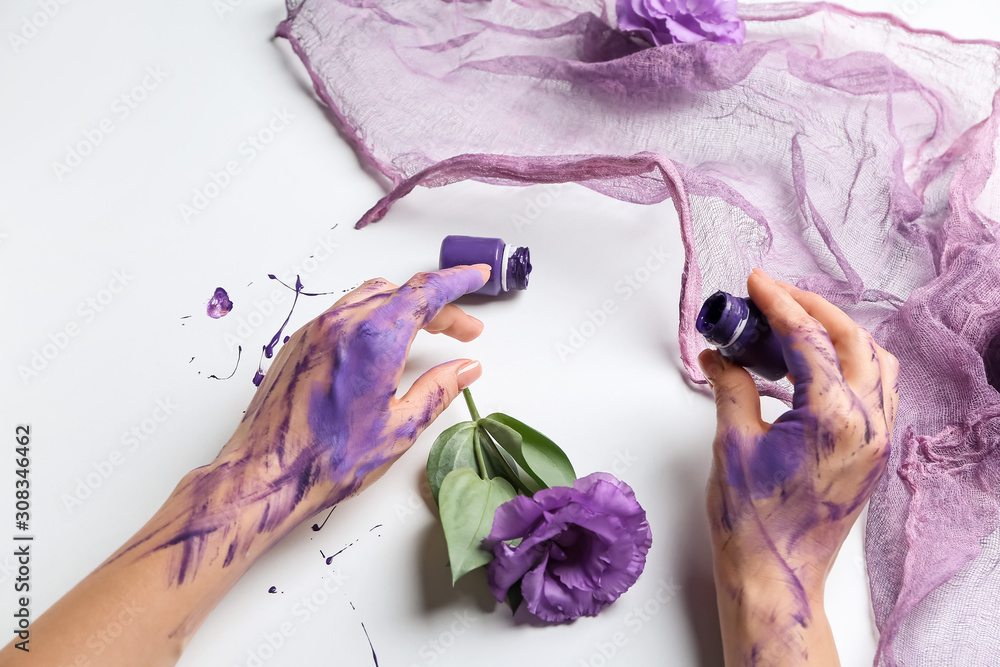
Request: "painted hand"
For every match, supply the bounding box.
[112,266,490,585]
[699,270,899,662]
[228,265,490,508]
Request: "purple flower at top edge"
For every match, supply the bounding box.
[484,472,652,623]
[616,0,746,46]
[207,287,233,319]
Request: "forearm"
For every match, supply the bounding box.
[714,561,839,666]
[0,461,295,666]
[4,544,237,666]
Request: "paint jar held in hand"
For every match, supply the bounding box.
[696,291,788,381]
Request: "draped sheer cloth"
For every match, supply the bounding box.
[277,2,1000,662]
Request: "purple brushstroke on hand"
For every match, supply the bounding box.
[709,319,892,653]
[105,267,488,586]
[484,472,651,623]
[207,287,233,319]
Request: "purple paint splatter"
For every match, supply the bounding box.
[209,346,241,381]
[311,506,336,531]
[361,622,379,666]
[207,287,233,319]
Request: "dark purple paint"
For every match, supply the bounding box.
[321,541,355,564]
[439,235,531,296]
[361,622,379,666]
[696,291,787,381]
[207,287,234,319]
[254,275,304,387]
[311,506,336,531]
[209,346,241,381]
[984,333,1000,391]
[269,274,340,297]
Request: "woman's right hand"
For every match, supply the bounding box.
[699,269,899,665]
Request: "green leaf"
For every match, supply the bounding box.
[478,420,541,494]
[485,413,577,489]
[426,421,476,504]
[438,468,517,584]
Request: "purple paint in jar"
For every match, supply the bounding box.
[696,291,787,381]
[439,235,531,296]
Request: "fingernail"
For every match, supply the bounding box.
[457,361,482,390]
[698,350,724,380]
[751,268,773,282]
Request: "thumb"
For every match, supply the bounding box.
[396,359,483,441]
[698,349,762,432]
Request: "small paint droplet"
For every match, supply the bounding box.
[207,287,234,319]
[268,586,277,594]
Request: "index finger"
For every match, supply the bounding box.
[774,280,884,402]
[400,264,491,326]
[747,270,849,404]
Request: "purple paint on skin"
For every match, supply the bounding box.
[721,327,884,542]
[207,287,234,319]
[724,422,808,500]
[105,268,487,586]
[713,317,893,665]
[268,586,277,594]
[224,542,237,567]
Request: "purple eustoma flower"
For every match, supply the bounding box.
[617,0,746,46]
[484,472,652,623]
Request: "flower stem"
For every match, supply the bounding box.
[473,428,489,480]
[480,432,534,496]
[463,387,481,422]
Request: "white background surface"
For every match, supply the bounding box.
[1,1,996,665]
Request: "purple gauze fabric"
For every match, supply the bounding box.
[276,1,1000,663]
